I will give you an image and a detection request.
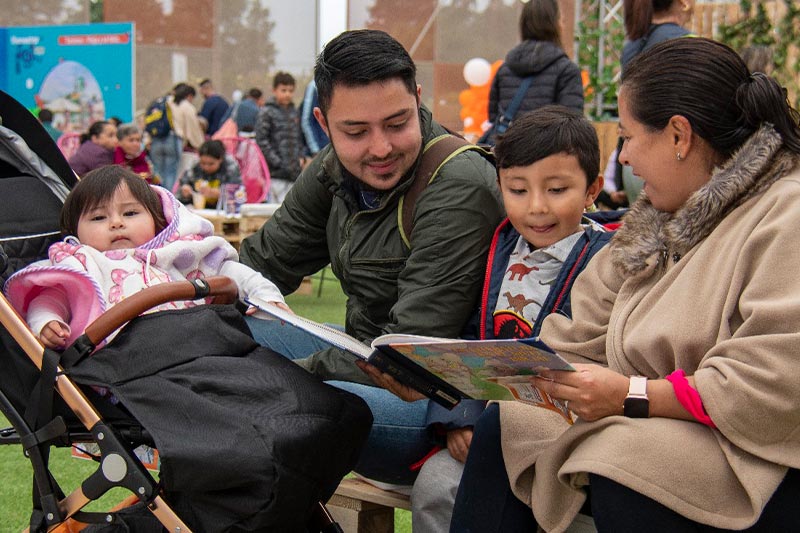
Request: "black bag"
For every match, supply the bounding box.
[478,75,535,146]
[69,305,373,532]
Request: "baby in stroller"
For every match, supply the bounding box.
[6,165,287,349]
[3,166,372,531]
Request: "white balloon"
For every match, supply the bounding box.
[463,58,492,86]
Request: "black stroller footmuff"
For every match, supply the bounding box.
[68,304,373,532]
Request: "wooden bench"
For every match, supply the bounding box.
[327,477,411,533]
[325,477,597,533]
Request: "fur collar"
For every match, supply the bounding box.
[611,125,799,277]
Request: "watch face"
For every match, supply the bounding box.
[624,397,649,418]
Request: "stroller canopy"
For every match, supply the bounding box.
[0,90,75,280]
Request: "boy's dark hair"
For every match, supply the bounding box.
[248,87,263,99]
[314,29,417,116]
[60,166,168,238]
[39,109,53,122]
[198,139,226,159]
[494,105,600,186]
[200,78,212,88]
[273,72,295,89]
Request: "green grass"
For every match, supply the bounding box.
[0,271,411,531]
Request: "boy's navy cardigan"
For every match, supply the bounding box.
[425,215,616,433]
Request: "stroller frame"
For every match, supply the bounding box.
[0,89,346,531]
[0,274,241,531]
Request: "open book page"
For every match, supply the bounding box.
[246,297,463,409]
[245,298,570,414]
[487,377,573,424]
[373,336,575,421]
[245,296,371,358]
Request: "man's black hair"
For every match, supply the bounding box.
[314,29,417,115]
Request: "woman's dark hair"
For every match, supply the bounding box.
[198,140,226,160]
[621,38,800,157]
[495,105,599,187]
[60,166,168,237]
[624,0,677,40]
[314,29,417,116]
[173,83,196,105]
[80,121,111,145]
[520,0,562,47]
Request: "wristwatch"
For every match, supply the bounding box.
[623,376,649,418]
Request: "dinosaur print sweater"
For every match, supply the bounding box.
[493,231,584,338]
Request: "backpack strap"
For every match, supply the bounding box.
[499,75,535,127]
[398,134,488,247]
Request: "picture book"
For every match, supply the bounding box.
[246,297,575,420]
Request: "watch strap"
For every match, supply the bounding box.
[628,375,647,397]
[623,376,649,418]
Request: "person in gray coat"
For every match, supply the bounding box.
[488,0,584,127]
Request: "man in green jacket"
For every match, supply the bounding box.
[240,29,503,493]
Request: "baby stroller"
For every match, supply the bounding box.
[0,90,371,532]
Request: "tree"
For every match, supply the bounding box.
[1,0,86,25]
[216,0,277,94]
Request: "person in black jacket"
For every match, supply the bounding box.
[254,72,308,203]
[487,0,584,132]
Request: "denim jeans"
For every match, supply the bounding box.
[149,133,181,191]
[245,316,431,485]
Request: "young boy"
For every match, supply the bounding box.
[409,105,611,532]
[254,71,308,203]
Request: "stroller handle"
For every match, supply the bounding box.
[84,276,239,345]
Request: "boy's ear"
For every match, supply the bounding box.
[585,174,604,209]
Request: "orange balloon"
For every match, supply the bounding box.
[460,60,505,136]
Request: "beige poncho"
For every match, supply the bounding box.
[500,126,800,532]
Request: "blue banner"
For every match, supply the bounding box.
[0,22,134,131]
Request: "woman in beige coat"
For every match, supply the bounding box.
[363,38,800,532]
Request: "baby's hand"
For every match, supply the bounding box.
[39,320,71,350]
[245,301,293,316]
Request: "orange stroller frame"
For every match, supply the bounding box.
[0,89,348,532]
[0,273,343,531]
[0,273,237,531]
